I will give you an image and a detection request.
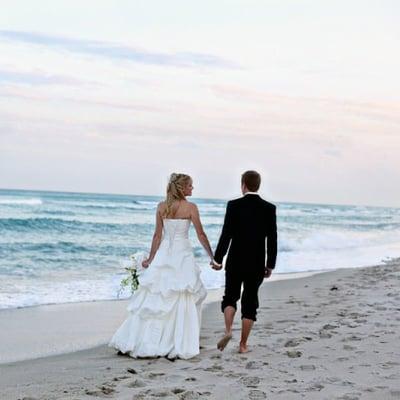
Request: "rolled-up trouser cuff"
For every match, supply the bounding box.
[241,312,257,322]
[221,300,237,313]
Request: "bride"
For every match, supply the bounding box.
[108,173,214,359]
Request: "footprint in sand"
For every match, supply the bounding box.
[380,361,400,369]
[276,319,296,324]
[324,376,341,383]
[319,323,338,338]
[132,392,150,400]
[336,393,361,400]
[248,389,267,399]
[342,335,363,342]
[382,373,399,380]
[284,338,307,347]
[323,323,338,330]
[245,361,263,370]
[171,388,186,395]
[286,350,302,358]
[180,391,201,400]
[340,380,355,387]
[319,330,333,338]
[126,378,147,388]
[149,389,174,397]
[361,387,375,393]
[240,376,261,387]
[308,382,324,391]
[225,372,243,378]
[300,364,316,371]
[112,375,130,381]
[146,372,166,379]
[204,363,224,372]
[85,384,116,396]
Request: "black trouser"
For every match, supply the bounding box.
[221,267,264,321]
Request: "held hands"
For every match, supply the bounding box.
[210,259,223,270]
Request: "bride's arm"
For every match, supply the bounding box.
[142,204,163,267]
[190,203,214,261]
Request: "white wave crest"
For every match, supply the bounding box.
[0,198,43,206]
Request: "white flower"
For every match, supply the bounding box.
[117,251,148,297]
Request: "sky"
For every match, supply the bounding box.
[0,0,399,206]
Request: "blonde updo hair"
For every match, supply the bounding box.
[164,173,192,217]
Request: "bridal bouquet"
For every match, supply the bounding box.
[117,251,147,297]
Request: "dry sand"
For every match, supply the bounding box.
[1,261,400,400]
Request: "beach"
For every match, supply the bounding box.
[1,260,400,400]
[2,1,400,398]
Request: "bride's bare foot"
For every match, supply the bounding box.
[239,343,249,353]
[217,332,232,351]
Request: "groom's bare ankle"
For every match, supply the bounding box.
[239,342,249,353]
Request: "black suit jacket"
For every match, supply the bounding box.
[214,194,277,272]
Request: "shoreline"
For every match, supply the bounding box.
[0,270,323,365]
[1,260,399,399]
[0,268,354,314]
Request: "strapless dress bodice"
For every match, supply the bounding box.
[162,219,191,248]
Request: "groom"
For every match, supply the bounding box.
[211,170,277,353]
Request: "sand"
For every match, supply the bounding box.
[1,261,400,400]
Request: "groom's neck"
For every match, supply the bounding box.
[242,189,259,195]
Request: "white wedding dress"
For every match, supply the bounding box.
[108,219,207,359]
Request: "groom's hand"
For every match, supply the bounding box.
[264,267,273,279]
[210,260,223,270]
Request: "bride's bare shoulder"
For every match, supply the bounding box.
[187,201,199,211]
[157,201,166,212]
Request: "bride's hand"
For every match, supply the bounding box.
[210,259,223,270]
[142,259,150,268]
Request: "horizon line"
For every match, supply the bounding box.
[0,187,398,210]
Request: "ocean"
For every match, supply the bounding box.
[1,188,399,310]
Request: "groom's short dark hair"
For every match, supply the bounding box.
[241,170,261,192]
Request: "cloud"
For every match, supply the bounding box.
[210,84,400,130]
[0,69,83,86]
[0,87,165,113]
[0,30,239,70]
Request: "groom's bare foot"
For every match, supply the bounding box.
[239,343,249,353]
[217,333,232,351]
